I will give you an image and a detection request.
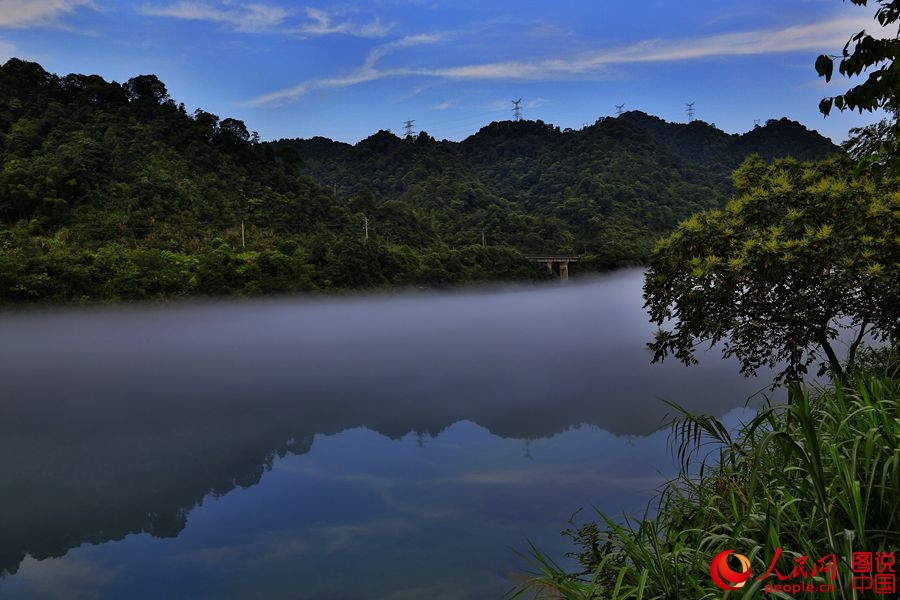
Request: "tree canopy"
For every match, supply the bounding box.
[643,156,899,382]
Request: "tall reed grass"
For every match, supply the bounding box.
[514,348,900,599]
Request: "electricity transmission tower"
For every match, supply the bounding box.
[685,102,695,122]
[615,103,625,116]
[403,119,415,138]
[512,98,522,121]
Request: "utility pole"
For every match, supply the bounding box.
[482,230,485,248]
[615,103,625,116]
[686,101,695,122]
[512,98,522,121]
[364,215,369,240]
[403,119,415,138]
[241,220,245,248]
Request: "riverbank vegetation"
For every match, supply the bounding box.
[514,349,899,599]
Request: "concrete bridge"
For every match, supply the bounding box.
[526,256,579,281]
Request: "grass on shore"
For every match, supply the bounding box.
[514,348,900,599]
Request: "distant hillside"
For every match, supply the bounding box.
[616,111,840,188]
[271,113,840,268]
[280,112,839,200]
[0,59,841,303]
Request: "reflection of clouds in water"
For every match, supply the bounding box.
[200,421,676,597]
[286,463,663,488]
[277,424,671,493]
[6,555,117,600]
[170,517,414,566]
[84,420,666,598]
[169,542,259,568]
[177,515,472,599]
[424,469,668,489]
[0,417,690,599]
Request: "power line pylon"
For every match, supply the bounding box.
[615,103,625,116]
[403,119,415,138]
[686,102,695,122]
[512,98,522,121]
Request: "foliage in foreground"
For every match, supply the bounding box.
[643,156,900,384]
[514,350,900,599]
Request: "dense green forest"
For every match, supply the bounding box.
[0,59,840,303]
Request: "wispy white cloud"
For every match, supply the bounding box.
[139,3,392,37]
[247,15,886,107]
[527,23,570,38]
[246,68,395,106]
[0,0,95,28]
[362,32,445,69]
[245,31,443,106]
[289,6,391,38]
[487,99,511,112]
[138,1,289,33]
[485,97,546,114]
[0,38,16,58]
[427,16,884,81]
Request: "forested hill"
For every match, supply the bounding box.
[0,59,840,303]
[276,111,838,206]
[615,111,839,186]
[270,114,839,264]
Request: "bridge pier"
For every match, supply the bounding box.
[527,255,579,283]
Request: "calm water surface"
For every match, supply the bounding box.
[0,269,775,599]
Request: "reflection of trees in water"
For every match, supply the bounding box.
[0,278,769,576]
[0,396,319,575]
[0,384,630,576]
[0,377,747,577]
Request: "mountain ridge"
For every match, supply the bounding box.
[0,58,842,302]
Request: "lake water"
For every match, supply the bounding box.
[0,269,775,599]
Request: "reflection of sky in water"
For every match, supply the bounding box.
[1,411,755,599]
[0,269,777,598]
[1,422,654,599]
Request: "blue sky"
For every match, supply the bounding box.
[0,0,892,143]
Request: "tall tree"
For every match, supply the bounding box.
[643,157,900,383]
[124,74,169,105]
